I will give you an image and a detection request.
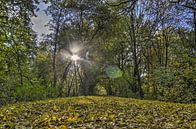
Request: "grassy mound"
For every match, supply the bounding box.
[0,96,196,128]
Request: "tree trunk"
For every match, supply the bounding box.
[163,29,169,71]
[53,9,62,88]
[194,11,196,47]
[129,10,143,98]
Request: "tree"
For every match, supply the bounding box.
[0,0,39,103]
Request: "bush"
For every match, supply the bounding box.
[13,84,47,101]
[148,67,196,103]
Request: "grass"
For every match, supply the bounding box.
[0,96,196,129]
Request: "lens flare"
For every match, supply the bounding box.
[70,42,83,54]
[106,65,123,79]
[71,54,80,61]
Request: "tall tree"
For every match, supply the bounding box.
[0,0,38,103]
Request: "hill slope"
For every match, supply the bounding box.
[0,96,196,129]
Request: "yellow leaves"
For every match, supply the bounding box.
[0,96,196,128]
[2,116,7,121]
[67,111,80,124]
[67,116,78,123]
[67,106,74,112]
[136,114,147,123]
[59,125,67,129]
[47,125,68,129]
[108,114,115,120]
[77,99,93,104]
[52,105,58,112]
[51,116,58,122]
[87,113,95,121]
[2,110,13,122]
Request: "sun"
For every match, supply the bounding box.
[71,54,80,61]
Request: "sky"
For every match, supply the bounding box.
[31,2,50,40]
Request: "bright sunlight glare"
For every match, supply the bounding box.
[71,54,80,61]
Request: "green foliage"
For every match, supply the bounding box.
[0,0,39,104]
[95,85,107,96]
[0,96,195,128]
[13,84,47,101]
[148,66,196,103]
[153,68,175,88]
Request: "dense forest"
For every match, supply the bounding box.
[0,0,195,105]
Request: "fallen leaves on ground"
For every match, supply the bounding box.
[0,96,195,129]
